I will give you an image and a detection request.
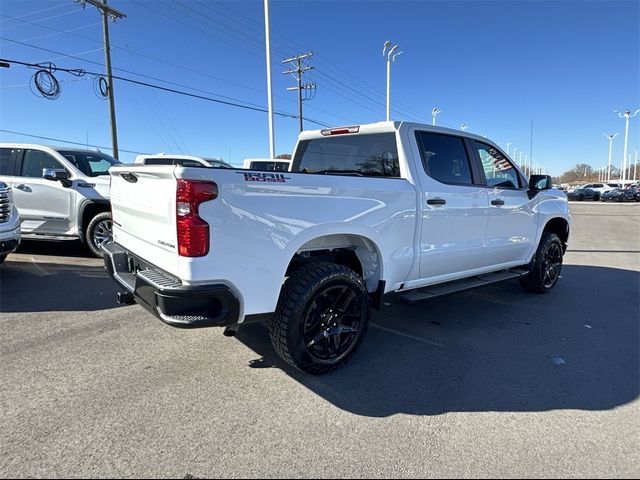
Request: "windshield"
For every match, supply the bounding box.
[57,150,120,177]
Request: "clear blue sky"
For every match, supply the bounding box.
[1,0,638,175]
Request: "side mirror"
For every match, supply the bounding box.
[528,174,552,199]
[43,168,72,187]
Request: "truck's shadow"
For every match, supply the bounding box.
[236,264,639,417]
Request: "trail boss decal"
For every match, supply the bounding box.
[238,172,290,183]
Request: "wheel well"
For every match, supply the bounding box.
[543,217,569,251]
[285,234,382,293]
[79,202,110,243]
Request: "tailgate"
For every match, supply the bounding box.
[109,164,180,275]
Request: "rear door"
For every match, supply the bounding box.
[12,148,75,235]
[471,141,537,266]
[411,130,489,279]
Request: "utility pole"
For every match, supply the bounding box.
[283,53,315,132]
[75,0,125,160]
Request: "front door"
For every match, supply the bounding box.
[472,141,538,266]
[11,149,75,235]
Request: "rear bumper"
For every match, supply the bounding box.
[102,241,240,328]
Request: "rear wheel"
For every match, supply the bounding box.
[269,262,370,375]
[86,212,112,258]
[519,232,564,294]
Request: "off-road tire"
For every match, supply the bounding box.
[519,232,564,294]
[269,262,370,375]
[86,212,112,258]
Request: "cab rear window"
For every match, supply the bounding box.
[292,133,400,177]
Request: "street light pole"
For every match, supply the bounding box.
[383,42,402,122]
[634,148,638,181]
[264,0,275,159]
[506,141,511,156]
[604,133,618,183]
[431,108,441,126]
[615,109,640,184]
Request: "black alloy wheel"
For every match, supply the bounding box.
[541,241,562,289]
[520,232,564,294]
[270,262,370,375]
[303,284,362,361]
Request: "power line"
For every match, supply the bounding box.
[0,9,83,31]
[0,57,333,128]
[0,17,352,124]
[125,1,407,122]
[0,3,69,23]
[212,1,428,121]
[0,128,146,155]
[130,0,264,60]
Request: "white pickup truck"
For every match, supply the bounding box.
[104,121,570,374]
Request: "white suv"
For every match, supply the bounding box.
[0,181,20,264]
[0,144,120,257]
[582,183,620,194]
[135,154,232,169]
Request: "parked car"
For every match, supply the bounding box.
[0,181,21,264]
[242,158,291,171]
[103,121,570,374]
[600,187,640,202]
[567,188,600,201]
[0,144,119,257]
[581,183,620,194]
[135,154,232,169]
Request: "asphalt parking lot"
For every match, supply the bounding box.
[1,202,638,478]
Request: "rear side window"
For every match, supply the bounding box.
[415,132,473,185]
[474,141,521,189]
[292,133,400,177]
[21,149,64,177]
[0,148,16,175]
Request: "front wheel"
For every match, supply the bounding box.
[0,254,7,265]
[519,232,564,294]
[269,262,370,375]
[86,212,112,258]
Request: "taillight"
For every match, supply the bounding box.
[176,179,218,257]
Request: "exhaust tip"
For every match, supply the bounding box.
[223,325,239,337]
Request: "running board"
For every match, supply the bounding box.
[399,269,529,304]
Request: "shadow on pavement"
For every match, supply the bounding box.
[16,239,94,258]
[0,258,120,313]
[236,264,640,417]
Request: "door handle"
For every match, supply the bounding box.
[15,184,32,192]
[491,199,505,206]
[427,198,447,206]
